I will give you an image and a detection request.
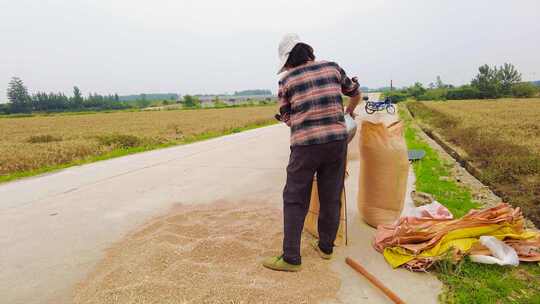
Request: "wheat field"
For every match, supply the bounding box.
[422,99,540,153]
[408,98,540,225]
[0,106,277,177]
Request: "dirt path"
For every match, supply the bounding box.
[1,101,441,304]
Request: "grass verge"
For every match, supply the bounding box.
[400,106,540,304]
[401,107,479,217]
[0,119,276,184]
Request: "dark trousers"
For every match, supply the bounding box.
[282,139,347,265]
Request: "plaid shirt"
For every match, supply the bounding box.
[278,60,360,146]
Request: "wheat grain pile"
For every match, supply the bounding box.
[73,201,340,304]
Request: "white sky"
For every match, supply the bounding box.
[1,0,539,100]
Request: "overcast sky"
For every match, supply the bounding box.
[1,0,539,100]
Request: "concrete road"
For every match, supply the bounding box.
[0,102,441,304]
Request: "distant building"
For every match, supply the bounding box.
[194,94,277,106]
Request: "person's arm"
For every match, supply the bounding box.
[346,92,362,118]
[278,80,291,127]
[338,66,361,117]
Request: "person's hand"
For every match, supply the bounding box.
[345,91,361,119]
[346,108,357,119]
[276,112,292,127]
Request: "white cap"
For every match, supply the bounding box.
[277,33,302,74]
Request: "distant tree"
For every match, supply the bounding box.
[7,77,31,113]
[114,93,120,102]
[471,63,523,98]
[511,82,538,98]
[49,92,69,110]
[32,92,49,111]
[417,88,448,101]
[407,82,426,99]
[136,94,151,108]
[72,86,83,108]
[0,103,9,114]
[134,94,149,108]
[384,91,408,103]
[471,64,502,98]
[183,95,200,107]
[213,96,227,108]
[234,89,272,96]
[445,85,481,100]
[498,63,521,96]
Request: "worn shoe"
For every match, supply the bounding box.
[311,240,333,260]
[262,255,301,272]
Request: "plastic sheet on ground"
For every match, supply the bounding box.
[400,201,453,221]
[374,203,540,271]
[469,236,519,266]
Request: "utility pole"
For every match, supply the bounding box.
[390,80,393,91]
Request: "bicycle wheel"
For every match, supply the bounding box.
[365,104,376,114]
[386,104,396,115]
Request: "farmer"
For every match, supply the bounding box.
[263,34,361,271]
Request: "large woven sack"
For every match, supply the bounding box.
[358,120,408,227]
[304,176,347,246]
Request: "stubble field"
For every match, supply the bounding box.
[0,106,277,181]
[407,98,540,226]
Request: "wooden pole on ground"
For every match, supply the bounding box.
[345,257,406,304]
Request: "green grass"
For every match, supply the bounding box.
[438,259,540,304]
[400,106,540,303]
[401,107,479,217]
[0,119,276,184]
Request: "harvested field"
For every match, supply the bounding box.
[73,201,340,304]
[407,98,540,226]
[0,106,277,178]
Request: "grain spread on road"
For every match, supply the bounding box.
[73,200,341,304]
